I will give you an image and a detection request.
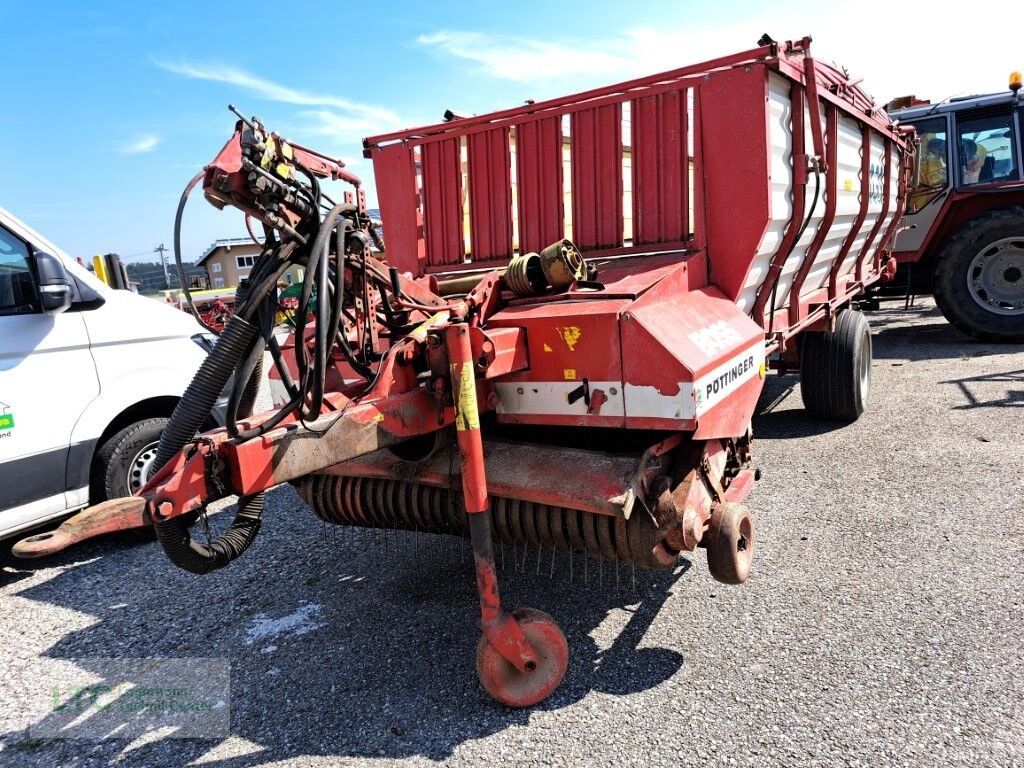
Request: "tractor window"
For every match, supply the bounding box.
[907,118,948,213]
[957,113,1017,185]
[0,227,40,315]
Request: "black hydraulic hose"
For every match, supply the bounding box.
[155,492,265,575]
[226,323,268,436]
[174,171,220,333]
[310,213,331,417]
[153,313,259,473]
[153,312,266,575]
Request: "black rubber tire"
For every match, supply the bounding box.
[932,207,1024,343]
[799,308,872,422]
[96,418,168,501]
[92,418,170,542]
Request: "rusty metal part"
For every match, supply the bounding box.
[505,251,547,297]
[476,607,568,708]
[12,497,149,558]
[538,238,586,290]
[325,439,645,518]
[297,473,678,570]
[449,322,542,678]
[705,501,754,585]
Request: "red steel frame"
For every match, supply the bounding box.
[366,37,911,346]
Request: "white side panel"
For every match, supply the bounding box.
[737,73,793,314]
[737,79,903,320]
[771,98,827,311]
[838,133,888,280]
[0,493,74,539]
[803,113,863,294]
[495,381,625,418]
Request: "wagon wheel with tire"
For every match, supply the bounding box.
[932,207,1024,343]
[799,308,873,422]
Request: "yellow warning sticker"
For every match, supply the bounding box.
[451,361,480,432]
[559,326,582,351]
[843,178,854,192]
[563,368,577,380]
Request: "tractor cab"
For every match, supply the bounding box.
[887,74,1024,341]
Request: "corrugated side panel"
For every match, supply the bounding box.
[467,128,513,261]
[880,147,901,252]
[515,117,564,255]
[570,104,624,249]
[737,72,792,314]
[630,90,689,244]
[848,134,888,273]
[809,113,862,289]
[771,97,827,312]
[420,138,464,265]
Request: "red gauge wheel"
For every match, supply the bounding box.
[476,608,569,708]
[706,502,754,585]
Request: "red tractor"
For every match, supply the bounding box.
[887,74,1024,341]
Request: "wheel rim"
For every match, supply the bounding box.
[966,237,1024,316]
[128,441,159,494]
[859,328,872,402]
[476,609,568,708]
[734,513,754,576]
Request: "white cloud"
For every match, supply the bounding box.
[417,5,1021,107]
[154,60,400,125]
[296,109,405,144]
[417,30,629,82]
[120,135,159,154]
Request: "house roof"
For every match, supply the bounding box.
[197,237,261,268]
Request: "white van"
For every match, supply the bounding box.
[0,207,223,542]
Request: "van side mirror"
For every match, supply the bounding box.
[34,251,73,315]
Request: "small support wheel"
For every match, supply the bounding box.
[706,502,754,585]
[475,608,568,708]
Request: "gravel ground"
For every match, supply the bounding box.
[1,298,1021,768]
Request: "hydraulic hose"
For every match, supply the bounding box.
[153,313,259,472]
[154,493,264,575]
[173,171,220,333]
[152,312,266,574]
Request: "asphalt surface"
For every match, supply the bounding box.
[1,298,1022,767]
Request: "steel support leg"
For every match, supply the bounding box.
[445,323,538,674]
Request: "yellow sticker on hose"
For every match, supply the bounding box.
[452,361,480,432]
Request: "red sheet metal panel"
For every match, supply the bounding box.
[699,65,771,303]
[370,142,423,276]
[515,117,563,255]
[631,89,689,245]
[468,128,513,261]
[421,138,464,266]
[570,104,623,250]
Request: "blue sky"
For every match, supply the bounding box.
[3,1,1018,264]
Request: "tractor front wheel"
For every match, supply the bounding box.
[933,208,1024,342]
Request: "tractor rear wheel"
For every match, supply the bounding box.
[932,207,1024,342]
[799,308,872,421]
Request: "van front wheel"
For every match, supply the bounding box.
[98,418,168,501]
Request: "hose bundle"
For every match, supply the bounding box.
[155,157,408,574]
